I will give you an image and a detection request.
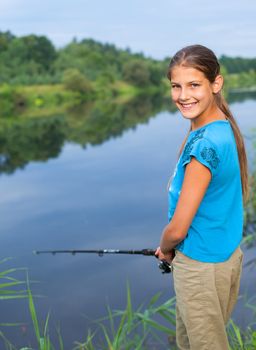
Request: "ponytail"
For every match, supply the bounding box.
[216,93,249,204]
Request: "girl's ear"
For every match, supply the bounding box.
[212,75,224,94]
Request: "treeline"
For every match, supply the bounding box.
[0,30,256,88]
[219,55,256,74]
[0,31,255,117]
[0,31,165,89]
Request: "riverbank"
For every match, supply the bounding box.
[0,80,164,118]
[1,66,256,119]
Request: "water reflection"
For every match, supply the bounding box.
[0,91,255,175]
[227,90,256,104]
[0,116,66,174]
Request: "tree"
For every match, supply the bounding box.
[122,60,151,87]
[0,35,56,79]
[0,31,15,51]
[62,68,93,94]
[17,35,56,71]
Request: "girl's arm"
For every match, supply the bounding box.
[160,156,212,255]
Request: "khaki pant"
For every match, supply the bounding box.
[172,246,243,350]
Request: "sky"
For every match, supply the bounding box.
[0,0,255,60]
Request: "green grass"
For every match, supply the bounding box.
[0,257,27,303]
[72,284,176,350]
[0,260,255,349]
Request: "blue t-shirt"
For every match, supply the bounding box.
[168,120,243,263]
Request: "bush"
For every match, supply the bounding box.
[122,60,151,87]
[62,68,93,95]
[0,84,27,116]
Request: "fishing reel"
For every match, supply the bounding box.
[158,259,172,274]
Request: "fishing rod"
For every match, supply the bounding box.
[33,248,172,274]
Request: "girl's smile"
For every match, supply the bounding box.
[179,102,198,111]
[170,66,224,130]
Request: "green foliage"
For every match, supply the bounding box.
[75,285,176,349]
[0,83,85,118]
[0,262,63,350]
[73,330,95,350]
[122,59,165,88]
[0,31,15,51]
[0,30,254,106]
[54,39,126,81]
[227,319,256,350]
[62,68,93,96]
[0,260,255,349]
[26,275,59,350]
[0,258,27,303]
[148,61,166,86]
[0,84,27,116]
[0,34,56,85]
[0,258,27,348]
[220,55,256,74]
[122,60,151,87]
[0,32,168,90]
[225,71,256,91]
[20,35,56,71]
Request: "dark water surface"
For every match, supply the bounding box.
[0,95,255,348]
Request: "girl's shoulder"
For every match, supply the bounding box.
[187,120,232,148]
[182,121,234,175]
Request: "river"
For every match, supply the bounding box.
[0,93,255,349]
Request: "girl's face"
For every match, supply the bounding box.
[170,65,222,124]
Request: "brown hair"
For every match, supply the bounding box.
[167,44,249,203]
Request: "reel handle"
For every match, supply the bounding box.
[158,259,172,274]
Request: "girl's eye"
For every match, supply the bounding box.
[191,83,200,88]
[171,84,179,89]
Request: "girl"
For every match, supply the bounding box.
[156,45,249,350]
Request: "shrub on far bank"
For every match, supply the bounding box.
[0,84,27,116]
[62,68,94,98]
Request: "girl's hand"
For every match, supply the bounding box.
[155,247,175,263]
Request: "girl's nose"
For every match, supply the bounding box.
[179,88,189,101]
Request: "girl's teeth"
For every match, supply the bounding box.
[181,103,197,108]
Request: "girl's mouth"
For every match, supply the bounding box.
[179,102,198,110]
